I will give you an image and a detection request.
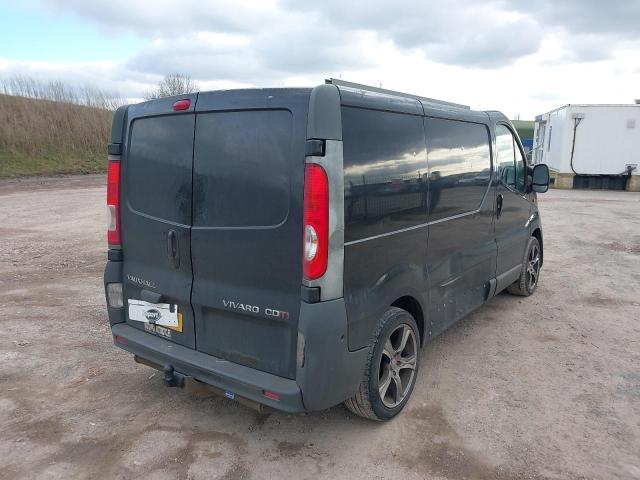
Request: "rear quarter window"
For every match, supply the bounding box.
[424,118,492,221]
[342,106,429,243]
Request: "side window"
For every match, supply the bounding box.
[342,107,428,243]
[496,124,526,193]
[424,118,492,221]
[496,125,516,188]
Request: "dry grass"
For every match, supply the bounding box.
[0,94,113,176]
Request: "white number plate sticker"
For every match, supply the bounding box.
[128,299,179,328]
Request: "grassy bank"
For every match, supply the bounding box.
[0,151,107,176]
[0,94,113,177]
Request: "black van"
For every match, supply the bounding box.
[104,79,550,420]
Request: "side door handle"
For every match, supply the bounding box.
[496,193,503,219]
[167,230,180,269]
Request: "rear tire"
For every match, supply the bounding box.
[344,307,420,421]
[507,236,541,296]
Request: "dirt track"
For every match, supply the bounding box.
[1,175,639,480]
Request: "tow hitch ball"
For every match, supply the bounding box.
[163,364,183,388]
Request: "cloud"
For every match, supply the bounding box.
[0,57,157,100]
[36,0,640,72]
[4,0,640,117]
[421,16,542,68]
[42,0,544,70]
[509,0,640,61]
[281,0,543,68]
[511,0,640,38]
[39,0,280,37]
[251,22,376,74]
[41,0,376,84]
[124,30,374,85]
[124,34,261,82]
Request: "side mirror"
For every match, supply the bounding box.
[531,164,550,193]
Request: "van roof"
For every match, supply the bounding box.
[126,83,497,127]
[327,79,496,124]
[326,78,470,110]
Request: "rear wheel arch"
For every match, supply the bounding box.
[344,307,421,420]
[391,296,425,346]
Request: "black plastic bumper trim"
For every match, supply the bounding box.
[108,249,123,261]
[111,324,305,413]
[301,285,320,303]
[108,142,122,156]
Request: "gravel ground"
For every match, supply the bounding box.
[1,175,639,480]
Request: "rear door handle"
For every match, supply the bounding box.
[496,193,503,219]
[167,230,180,269]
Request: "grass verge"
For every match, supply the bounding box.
[0,151,105,177]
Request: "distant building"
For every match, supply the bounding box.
[533,103,640,191]
[511,120,534,156]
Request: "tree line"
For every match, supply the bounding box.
[0,73,199,110]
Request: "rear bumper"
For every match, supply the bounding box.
[112,323,305,412]
[111,298,369,413]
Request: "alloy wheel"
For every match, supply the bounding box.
[378,324,417,408]
[527,243,541,290]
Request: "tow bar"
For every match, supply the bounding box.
[133,355,271,414]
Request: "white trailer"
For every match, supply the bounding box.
[532,103,640,191]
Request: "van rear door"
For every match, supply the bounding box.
[120,95,197,349]
[191,89,310,379]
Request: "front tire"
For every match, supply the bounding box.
[344,307,420,421]
[507,236,541,296]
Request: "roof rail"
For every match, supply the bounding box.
[326,78,470,110]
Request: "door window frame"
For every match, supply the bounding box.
[495,122,528,197]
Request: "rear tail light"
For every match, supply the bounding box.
[303,163,329,280]
[107,157,121,246]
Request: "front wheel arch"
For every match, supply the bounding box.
[508,236,541,296]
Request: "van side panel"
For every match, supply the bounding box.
[344,233,430,349]
[340,92,499,350]
[341,104,430,350]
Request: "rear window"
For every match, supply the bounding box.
[424,118,491,220]
[126,115,195,224]
[193,109,292,228]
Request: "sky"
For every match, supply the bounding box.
[0,0,639,118]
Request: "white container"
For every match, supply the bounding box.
[533,104,640,176]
